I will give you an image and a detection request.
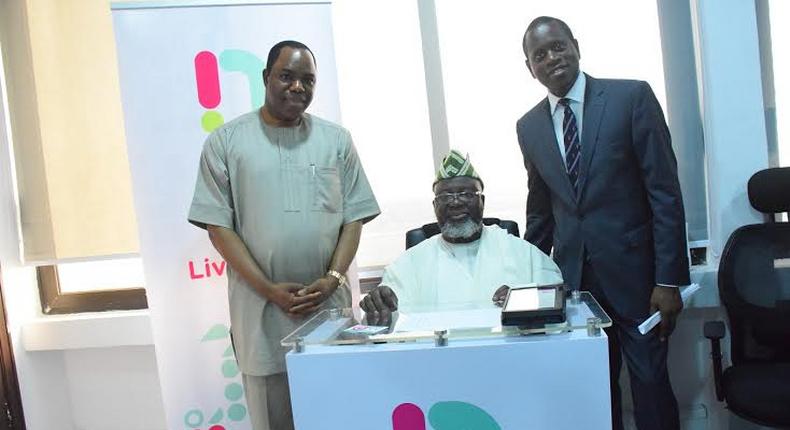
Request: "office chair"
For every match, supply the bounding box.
[405,217,520,249]
[704,167,790,428]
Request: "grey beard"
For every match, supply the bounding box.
[440,217,483,240]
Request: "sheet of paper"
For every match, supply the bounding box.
[638,283,701,335]
[774,258,790,269]
[393,308,501,333]
[505,288,556,312]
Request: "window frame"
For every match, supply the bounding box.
[36,265,147,315]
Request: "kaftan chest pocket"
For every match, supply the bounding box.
[311,166,342,213]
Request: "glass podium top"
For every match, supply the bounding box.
[282,291,611,349]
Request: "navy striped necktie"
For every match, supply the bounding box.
[558,98,580,194]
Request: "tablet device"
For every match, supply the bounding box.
[501,284,566,328]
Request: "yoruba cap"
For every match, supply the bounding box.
[434,149,483,188]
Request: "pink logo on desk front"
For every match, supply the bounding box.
[393,401,501,430]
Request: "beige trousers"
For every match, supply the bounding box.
[242,372,295,430]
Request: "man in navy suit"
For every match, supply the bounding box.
[517,16,690,430]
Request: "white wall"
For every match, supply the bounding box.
[64,347,165,430]
[332,0,437,268]
[0,15,166,430]
[0,32,76,430]
[432,0,667,232]
[768,0,790,167]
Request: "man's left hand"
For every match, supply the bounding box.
[649,285,683,342]
[290,277,338,315]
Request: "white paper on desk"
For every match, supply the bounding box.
[638,283,701,335]
[394,308,501,332]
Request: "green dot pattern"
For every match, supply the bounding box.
[228,403,247,421]
[224,382,244,401]
[183,409,203,427]
[221,359,240,378]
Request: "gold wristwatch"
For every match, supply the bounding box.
[326,270,347,286]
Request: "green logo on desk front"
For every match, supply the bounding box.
[393,401,501,430]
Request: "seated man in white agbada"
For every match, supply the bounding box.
[360,150,563,323]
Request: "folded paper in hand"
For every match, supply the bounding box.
[637,283,701,335]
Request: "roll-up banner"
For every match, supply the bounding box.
[112,2,341,428]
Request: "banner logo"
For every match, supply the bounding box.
[185,49,257,429]
[182,324,246,429]
[194,50,265,133]
[393,401,501,430]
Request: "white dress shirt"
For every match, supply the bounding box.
[547,71,586,162]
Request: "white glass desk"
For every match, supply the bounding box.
[283,292,612,430]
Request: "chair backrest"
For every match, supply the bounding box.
[718,167,790,365]
[405,218,520,249]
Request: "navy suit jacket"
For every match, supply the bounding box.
[516,75,691,319]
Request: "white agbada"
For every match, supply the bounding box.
[380,225,563,312]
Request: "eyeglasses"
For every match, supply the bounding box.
[434,191,483,204]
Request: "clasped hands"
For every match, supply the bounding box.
[268,276,339,317]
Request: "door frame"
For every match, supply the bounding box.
[0,265,26,430]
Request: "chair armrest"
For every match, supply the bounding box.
[704,320,726,401]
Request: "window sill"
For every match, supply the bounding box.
[22,309,153,351]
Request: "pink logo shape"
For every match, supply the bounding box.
[392,403,426,430]
[195,51,221,109]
